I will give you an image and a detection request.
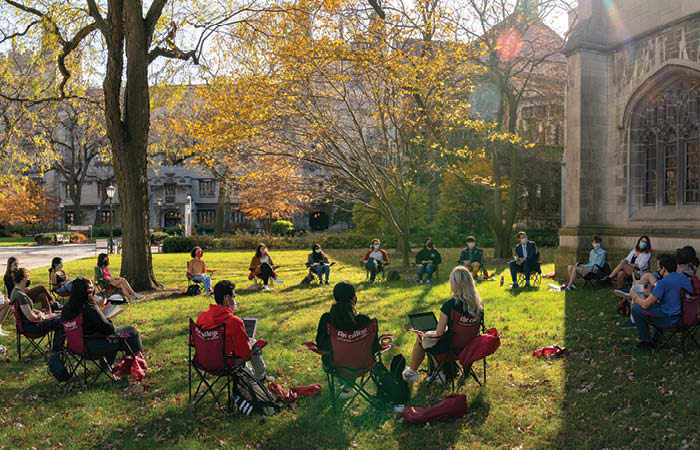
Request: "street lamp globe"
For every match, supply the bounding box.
[106,184,115,200]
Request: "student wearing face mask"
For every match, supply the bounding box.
[4,256,54,313]
[458,236,483,279]
[361,239,390,283]
[562,236,607,290]
[306,244,334,285]
[196,280,273,381]
[249,243,283,292]
[604,236,652,289]
[629,254,693,351]
[509,231,539,288]
[95,253,143,301]
[187,246,214,294]
[415,239,442,284]
[50,257,74,296]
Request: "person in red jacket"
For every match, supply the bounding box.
[196,280,273,382]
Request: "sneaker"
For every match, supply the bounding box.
[133,294,144,300]
[614,289,631,299]
[338,386,355,399]
[263,285,270,292]
[631,341,655,351]
[570,284,577,290]
[618,319,635,328]
[0,325,7,337]
[51,301,63,311]
[510,283,519,289]
[402,367,419,383]
[426,279,431,284]
[434,371,447,385]
[273,278,283,284]
[324,280,329,285]
[0,344,6,355]
[419,280,423,284]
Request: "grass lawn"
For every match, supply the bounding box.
[2,248,699,449]
[0,237,36,247]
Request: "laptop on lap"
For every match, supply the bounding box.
[408,312,438,333]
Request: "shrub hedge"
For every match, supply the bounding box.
[270,220,294,236]
[162,236,197,253]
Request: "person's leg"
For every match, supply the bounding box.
[617,264,633,289]
[416,264,424,281]
[522,261,534,285]
[565,264,576,287]
[85,338,120,365]
[472,262,481,278]
[26,286,52,312]
[114,325,142,355]
[249,349,267,379]
[111,278,136,297]
[631,304,652,343]
[260,263,274,286]
[366,260,377,282]
[201,275,212,292]
[409,335,426,371]
[313,265,324,282]
[426,263,435,282]
[0,303,10,325]
[376,261,383,278]
[608,260,625,279]
[509,260,520,284]
[322,265,330,282]
[24,316,65,352]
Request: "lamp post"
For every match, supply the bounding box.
[156,199,163,228]
[58,201,64,231]
[185,194,192,236]
[106,184,115,254]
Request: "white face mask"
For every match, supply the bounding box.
[520,238,528,245]
[374,244,380,250]
[467,243,475,249]
[228,297,237,311]
[57,263,63,270]
[314,249,321,254]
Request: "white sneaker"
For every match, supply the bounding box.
[402,367,419,383]
[434,371,447,385]
[419,280,423,284]
[0,325,7,337]
[133,294,144,300]
[338,387,354,399]
[263,285,270,292]
[426,279,431,284]
[570,284,577,290]
[273,278,283,284]
[0,345,6,355]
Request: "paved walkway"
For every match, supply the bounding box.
[0,244,97,272]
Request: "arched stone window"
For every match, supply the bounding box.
[629,70,700,214]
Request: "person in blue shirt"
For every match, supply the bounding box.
[509,231,538,288]
[561,236,606,290]
[629,254,693,351]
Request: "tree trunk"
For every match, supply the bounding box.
[400,232,410,268]
[72,185,83,225]
[492,224,512,259]
[215,180,228,236]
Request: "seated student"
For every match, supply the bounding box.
[629,254,693,351]
[4,256,55,313]
[316,281,379,395]
[187,246,214,294]
[50,257,74,295]
[10,268,64,353]
[61,278,142,365]
[249,243,283,292]
[196,280,273,382]
[0,291,10,337]
[676,246,698,278]
[617,254,663,328]
[95,253,143,301]
[604,236,652,289]
[403,266,484,384]
[562,236,607,290]
[306,244,333,285]
[415,238,442,284]
[361,239,389,283]
[458,236,483,279]
[509,231,538,288]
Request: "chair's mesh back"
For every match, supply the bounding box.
[189,319,227,373]
[681,288,700,327]
[329,319,378,371]
[62,314,85,355]
[450,309,481,350]
[9,302,24,332]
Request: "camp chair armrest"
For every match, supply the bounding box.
[302,341,328,355]
[379,333,393,353]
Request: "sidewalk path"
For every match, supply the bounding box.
[0,244,97,272]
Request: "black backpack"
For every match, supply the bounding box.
[185,284,201,296]
[374,354,411,404]
[231,368,281,416]
[47,351,72,382]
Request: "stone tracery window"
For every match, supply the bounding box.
[630,74,700,213]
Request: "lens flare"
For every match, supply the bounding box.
[496,29,521,62]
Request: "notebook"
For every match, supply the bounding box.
[408,312,438,332]
[242,318,258,339]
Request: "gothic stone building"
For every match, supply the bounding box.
[557,0,700,275]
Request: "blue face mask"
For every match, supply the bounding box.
[639,242,647,250]
[592,243,600,250]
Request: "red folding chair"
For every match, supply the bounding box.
[62,314,126,384]
[9,302,52,360]
[426,309,487,390]
[303,319,392,413]
[642,287,700,354]
[188,318,239,411]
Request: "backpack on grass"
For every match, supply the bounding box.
[185,284,201,296]
[373,354,410,404]
[231,368,281,416]
[386,268,401,282]
[47,351,72,382]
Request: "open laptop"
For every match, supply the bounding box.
[408,312,438,332]
[242,317,258,339]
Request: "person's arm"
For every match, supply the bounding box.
[435,311,449,336]
[86,304,117,336]
[95,266,105,285]
[382,250,390,264]
[186,260,192,278]
[526,243,538,263]
[315,313,330,351]
[306,254,313,267]
[434,251,442,265]
[415,249,423,266]
[476,248,483,265]
[50,271,58,289]
[632,291,659,309]
[637,253,651,272]
[19,302,44,321]
[361,251,370,264]
[458,249,466,264]
[230,317,252,360]
[249,256,258,272]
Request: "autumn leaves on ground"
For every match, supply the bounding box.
[1,248,698,449]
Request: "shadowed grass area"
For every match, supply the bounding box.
[1,247,697,449]
[0,237,36,247]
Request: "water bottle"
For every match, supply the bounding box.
[500,276,504,287]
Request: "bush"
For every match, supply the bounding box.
[187,230,385,251]
[8,224,30,236]
[70,232,88,243]
[271,220,294,236]
[92,225,122,237]
[35,232,71,245]
[164,225,184,236]
[10,232,22,238]
[150,231,169,244]
[162,236,197,253]
[195,223,215,235]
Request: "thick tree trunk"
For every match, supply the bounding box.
[215,180,228,236]
[492,224,512,259]
[400,232,410,268]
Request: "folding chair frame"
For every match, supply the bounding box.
[9,302,52,361]
[516,252,543,287]
[363,261,387,281]
[644,317,700,354]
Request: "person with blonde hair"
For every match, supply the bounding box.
[402,266,484,384]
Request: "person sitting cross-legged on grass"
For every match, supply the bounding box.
[415,238,441,284]
[629,254,693,351]
[187,246,214,294]
[249,243,283,292]
[562,235,607,290]
[458,236,483,279]
[196,280,273,382]
[315,281,379,397]
[509,231,538,288]
[10,268,64,353]
[61,277,142,365]
[95,253,143,301]
[361,239,389,283]
[402,266,483,384]
[306,244,334,285]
